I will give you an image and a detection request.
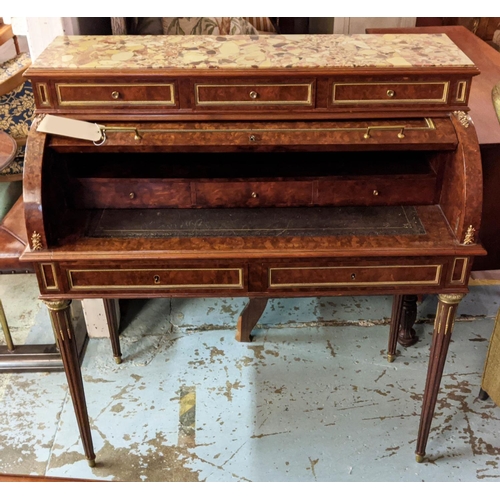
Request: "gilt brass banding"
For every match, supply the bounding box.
[450,257,468,285]
[456,81,467,103]
[67,268,244,290]
[332,81,449,104]
[37,83,50,106]
[195,83,313,106]
[55,83,176,106]
[268,264,442,288]
[40,263,60,291]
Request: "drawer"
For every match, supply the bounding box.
[194,82,314,108]
[67,267,245,291]
[267,263,443,290]
[317,176,437,206]
[330,81,449,106]
[195,181,313,207]
[55,83,177,107]
[73,178,192,209]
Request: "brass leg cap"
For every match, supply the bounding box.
[114,356,122,365]
[415,454,424,463]
[88,459,96,467]
[387,354,395,363]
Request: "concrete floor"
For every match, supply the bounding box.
[0,273,500,482]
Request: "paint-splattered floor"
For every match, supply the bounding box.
[0,274,499,482]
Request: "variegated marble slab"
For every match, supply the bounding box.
[31,34,475,71]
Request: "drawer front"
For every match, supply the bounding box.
[56,83,177,107]
[67,267,245,291]
[268,263,443,290]
[317,177,437,206]
[194,82,314,108]
[73,178,192,209]
[331,81,449,106]
[195,181,313,207]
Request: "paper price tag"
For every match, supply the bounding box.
[37,115,104,142]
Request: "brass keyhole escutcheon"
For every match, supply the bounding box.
[251,192,258,198]
[249,91,259,99]
[153,275,161,284]
[387,89,395,98]
[111,91,120,99]
[351,273,356,280]
[373,190,379,196]
[249,134,256,142]
[129,192,136,199]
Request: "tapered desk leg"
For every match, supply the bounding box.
[103,299,122,364]
[236,298,268,342]
[43,299,96,467]
[388,295,404,362]
[415,293,464,463]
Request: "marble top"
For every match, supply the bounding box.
[30,34,475,72]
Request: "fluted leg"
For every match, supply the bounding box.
[388,295,404,362]
[236,298,268,342]
[415,293,464,463]
[43,299,96,467]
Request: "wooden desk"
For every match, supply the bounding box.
[366,25,500,270]
[21,33,485,467]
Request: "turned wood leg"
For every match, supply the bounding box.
[236,298,268,342]
[103,299,122,364]
[43,299,96,467]
[415,293,464,463]
[398,294,419,347]
[387,295,404,362]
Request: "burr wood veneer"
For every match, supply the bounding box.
[21,34,485,467]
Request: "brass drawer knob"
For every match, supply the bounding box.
[249,134,257,142]
[386,89,395,98]
[351,273,356,280]
[249,91,259,99]
[251,192,258,198]
[111,91,120,99]
[373,190,379,196]
[129,192,135,199]
[153,275,160,284]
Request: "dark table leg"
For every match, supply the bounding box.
[415,292,464,463]
[43,299,96,467]
[236,298,268,342]
[398,294,419,347]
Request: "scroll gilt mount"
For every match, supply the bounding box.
[463,225,475,245]
[31,231,43,251]
[453,111,471,128]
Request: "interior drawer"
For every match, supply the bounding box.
[55,83,177,107]
[195,180,314,207]
[267,262,443,290]
[194,82,314,108]
[67,266,245,291]
[73,178,192,209]
[330,81,449,106]
[317,176,437,206]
